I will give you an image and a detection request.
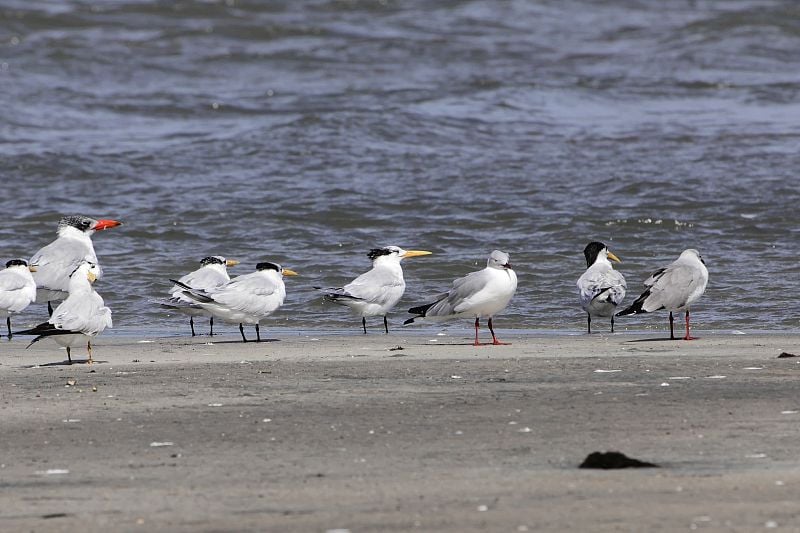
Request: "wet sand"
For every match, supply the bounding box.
[1,331,799,532]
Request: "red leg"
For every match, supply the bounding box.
[473,317,481,346]
[683,310,697,340]
[488,318,510,345]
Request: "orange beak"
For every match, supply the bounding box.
[93,219,123,231]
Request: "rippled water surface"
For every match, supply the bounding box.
[2,0,799,336]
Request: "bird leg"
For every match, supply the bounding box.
[669,312,675,340]
[190,316,196,337]
[256,323,261,342]
[473,318,484,346]
[66,346,72,364]
[383,316,389,334]
[610,315,615,333]
[209,316,214,336]
[362,317,367,335]
[683,310,697,340]
[488,318,510,345]
[47,301,53,317]
[87,340,94,365]
[6,317,11,340]
[587,314,592,334]
[239,323,248,342]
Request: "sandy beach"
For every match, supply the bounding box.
[1,331,799,532]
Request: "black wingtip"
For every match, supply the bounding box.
[403,317,416,325]
[170,279,192,290]
[615,289,650,317]
[407,302,435,317]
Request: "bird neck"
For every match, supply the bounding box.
[68,273,93,294]
[58,225,93,240]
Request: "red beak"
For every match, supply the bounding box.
[93,219,123,231]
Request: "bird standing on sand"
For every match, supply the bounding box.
[30,215,122,314]
[318,246,432,334]
[163,256,240,336]
[616,249,708,340]
[577,242,626,334]
[0,259,37,340]
[404,250,517,346]
[174,262,298,342]
[14,261,112,364]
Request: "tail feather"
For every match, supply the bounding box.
[14,322,82,348]
[315,287,363,303]
[404,301,438,325]
[615,289,650,317]
[181,290,214,304]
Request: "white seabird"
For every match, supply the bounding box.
[404,250,518,345]
[577,241,626,333]
[0,259,37,340]
[162,256,239,336]
[173,261,298,342]
[616,248,708,340]
[318,246,432,334]
[15,261,112,363]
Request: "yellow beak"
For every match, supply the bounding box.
[282,268,299,277]
[28,265,37,272]
[87,271,97,283]
[402,250,432,259]
[226,259,240,267]
[607,251,622,263]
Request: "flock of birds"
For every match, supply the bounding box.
[0,215,709,364]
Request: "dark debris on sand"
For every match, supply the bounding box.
[777,352,797,358]
[579,451,660,469]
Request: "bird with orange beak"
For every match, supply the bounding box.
[29,215,123,313]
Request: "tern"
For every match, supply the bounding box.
[30,215,122,314]
[0,259,37,340]
[404,250,517,346]
[173,262,298,342]
[14,261,112,363]
[162,256,239,336]
[616,249,708,340]
[318,246,432,334]
[577,242,626,333]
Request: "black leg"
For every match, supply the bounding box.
[66,346,72,364]
[239,323,247,342]
[587,314,591,334]
[256,323,261,342]
[473,317,480,346]
[209,316,214,336]
[669,312,675,340]
[190,316,196,337]
[383,316,389,334]
[488,317,510,345]
[610,315,614,333]
[6,317,11,340]
[48,301,53,317]
[362,317,367,335]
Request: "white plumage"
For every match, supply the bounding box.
[616,248,709,340]
[162,256,238,336]
[577,241,626,333]
[319,246,432,334]
[176,262,297,342]
[0,259,37,339]
[30,215,122,307]
[405,250,517,345]
[16,261,112,363]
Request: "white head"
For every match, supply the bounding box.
[255,261,298,278]
[68,261,101,292]
[487,250,513,270]
[680,248,706,265]
[367,246,432,265]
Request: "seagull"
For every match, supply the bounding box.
[0,259,37,340]
[162,256,239,336]
[173,262,298,343]
[318,246,432,334]
[30,215,122,314]
[404,250,517,346]
[577,242,626,334]
[14,261,112,364]
[616,249,708,340]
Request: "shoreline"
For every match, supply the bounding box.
[2,334,799,531]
